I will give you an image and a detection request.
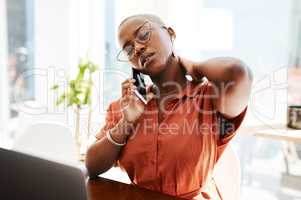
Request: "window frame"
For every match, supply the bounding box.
[0,0,9,146]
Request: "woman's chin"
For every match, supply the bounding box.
[144,63,166,76]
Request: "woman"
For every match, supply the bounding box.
[85,14,253,200]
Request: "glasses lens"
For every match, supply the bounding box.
[136,23,151,43]
[117,22,151,62]
[124,45,134,56]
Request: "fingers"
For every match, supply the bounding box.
[120,90,140,110]
[121,78,136,96]
[122,78,136,85]
[146,84,153,93]
[121,78,155,107]
[121,78,139,107]
[146,92,155,103]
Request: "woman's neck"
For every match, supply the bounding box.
[150,55,188,96]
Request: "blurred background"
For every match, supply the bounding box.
[0,0,301,199]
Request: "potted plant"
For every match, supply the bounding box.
[51,58,98,160]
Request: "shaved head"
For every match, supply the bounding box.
[119,14,166,29]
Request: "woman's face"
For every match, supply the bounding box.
[118,17,174,76]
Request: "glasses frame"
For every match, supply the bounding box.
[116,21,165,62]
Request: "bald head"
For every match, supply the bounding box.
[119,14,166,29]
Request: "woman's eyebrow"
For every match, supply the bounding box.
[122,22,147,49]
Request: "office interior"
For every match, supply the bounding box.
[0,0,301,199]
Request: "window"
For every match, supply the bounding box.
[103,0,132,109]
[6,0,35,117]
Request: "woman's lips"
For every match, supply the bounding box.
[141,53,155,68]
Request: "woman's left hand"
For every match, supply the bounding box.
[178,57,202,81]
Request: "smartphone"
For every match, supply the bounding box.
[132,68,147,104]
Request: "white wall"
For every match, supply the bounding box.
[201,0,292,124]
[289,0,301,65]
[202,0,292,78]
[34,0,71,70]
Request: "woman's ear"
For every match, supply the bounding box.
[166,27,176,42]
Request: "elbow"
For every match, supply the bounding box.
[85,147,100,178]
[229,59,253,83]
[85,165,98,179]
[85,145,110,178]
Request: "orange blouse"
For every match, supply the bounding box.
[96,79,247,200]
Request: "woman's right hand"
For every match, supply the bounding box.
[120,78,154,124]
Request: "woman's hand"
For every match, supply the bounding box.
[179,56,253,117]
[120,78,154,124]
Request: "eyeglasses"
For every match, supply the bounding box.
[117,21,152,62]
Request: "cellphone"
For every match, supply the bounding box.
[132,68,147,104]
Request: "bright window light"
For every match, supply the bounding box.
[200,8,233,50]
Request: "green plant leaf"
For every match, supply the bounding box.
[83,88,91,105]
[51,56,99,109]
[72,96,81,105]
[51,84,59,90]
[56,94,66,105]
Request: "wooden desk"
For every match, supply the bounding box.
[87,177,185,200]
[253,125,301,143]
[239,122,301,143]
[249,124,301,175]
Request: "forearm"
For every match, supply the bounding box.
[195,57,252,84]
[85,117,133,177]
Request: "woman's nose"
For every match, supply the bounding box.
[134,41,146,56]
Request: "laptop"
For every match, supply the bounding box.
[0,147,88,200]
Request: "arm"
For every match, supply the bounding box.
[180,57,253,118]
[85,77,153,178]
[85,117,132,178]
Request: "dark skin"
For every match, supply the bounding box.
[85,16,253,177]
